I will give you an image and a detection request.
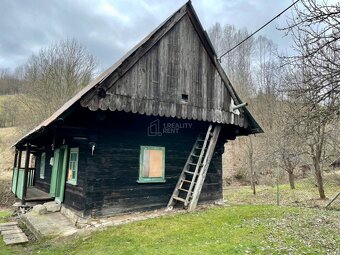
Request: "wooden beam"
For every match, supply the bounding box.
[13,150,18,168]
[15,150,22,196]
[11,150,18,190]
[21,144,30,205]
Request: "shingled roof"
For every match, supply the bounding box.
[14,1,263,147]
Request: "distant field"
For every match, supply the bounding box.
[0,127,19,171]
[0,94,16,111]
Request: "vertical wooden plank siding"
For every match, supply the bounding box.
[85,14,244,127]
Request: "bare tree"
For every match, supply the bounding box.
[209,23,254,99]
[280,0,340,198]
[17,39,97,129]
[0,68,23,95]
[282,64,337,199]
[281,0,340,113]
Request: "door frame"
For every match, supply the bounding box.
[49,145,68,203]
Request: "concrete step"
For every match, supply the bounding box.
[22,211,78,239]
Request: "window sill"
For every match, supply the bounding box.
[137,179,166,184]
[67,180,77,186]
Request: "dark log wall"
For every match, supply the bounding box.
[32,108,225,217]
[63,141,88,213]
[82,112,223,216]
[85,15,248,128]
[34,150,53,193]
[33,133,88,214]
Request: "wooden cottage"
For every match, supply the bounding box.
[11,2,262,219]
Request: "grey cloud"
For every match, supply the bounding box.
[0,0,294,72]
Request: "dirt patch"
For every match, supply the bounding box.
[0,171,15,208]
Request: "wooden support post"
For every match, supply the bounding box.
[11,150,18,190]
[21,144,30,205]
[15,150,22,196]
[13,150,18,167]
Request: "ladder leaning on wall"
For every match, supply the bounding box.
[166,124,221,211]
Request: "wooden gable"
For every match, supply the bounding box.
[82,9,247,128]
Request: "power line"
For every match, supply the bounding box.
[218,0,300,61]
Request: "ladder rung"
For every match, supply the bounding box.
[191,154,200,157]
[189,163,197,166]
[182,179,194,184]
[173,196,186,203]
[197,139,205,142]
[184,170,195,175]
[196,147,207,150]
[178,188,190,192]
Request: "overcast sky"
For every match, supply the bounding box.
[0,0,299,73]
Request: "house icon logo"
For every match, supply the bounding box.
[148,119,162,136]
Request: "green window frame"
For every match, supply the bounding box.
[40,152,46,179]
[67,148,79,185]
[138,146,165,183]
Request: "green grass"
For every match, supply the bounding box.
[0,205,339,254]
[224,172,340,209]
[0,211,10,223]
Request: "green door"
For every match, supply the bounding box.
[49,146,68,203]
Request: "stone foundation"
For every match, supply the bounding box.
[60,205,90,228]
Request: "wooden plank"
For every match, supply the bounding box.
[1,229,23,235]
[3,233,28,245]
[0,226,18,232]
[0,222,18,227]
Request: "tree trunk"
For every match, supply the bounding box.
[288,171,295,189]
[248,137,256,195]
[312,155,326,199]
[250,168,256,195]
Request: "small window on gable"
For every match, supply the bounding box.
[67,148,79,185]
[40,152,46,179]
[181,94,188,103]
[138,146,165,183]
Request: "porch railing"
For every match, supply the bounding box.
[11,167,35,200]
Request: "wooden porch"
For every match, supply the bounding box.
[25,187,53,202]
[11,144,54,204]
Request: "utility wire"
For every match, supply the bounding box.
[218,0,300,61]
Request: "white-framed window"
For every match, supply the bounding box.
[67,148,79,185]
[137,146,165,183]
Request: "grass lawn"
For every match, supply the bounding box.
[224,172,340,209]
[0,205,339,255]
